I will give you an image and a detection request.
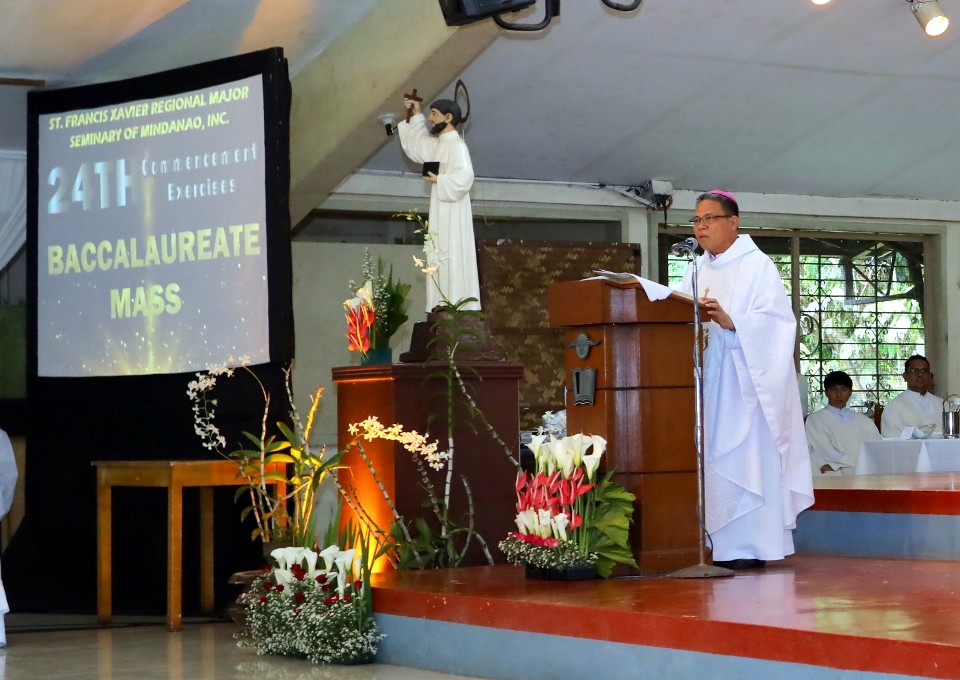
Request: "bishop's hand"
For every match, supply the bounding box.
[699,297,735,331]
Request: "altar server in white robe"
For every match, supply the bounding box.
[0,428,18,646]
[399,95,481,312]
[680,191,814,570]
[806,371,881,475]
[881,355,943,438]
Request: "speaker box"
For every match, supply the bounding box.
[438,0,537,26]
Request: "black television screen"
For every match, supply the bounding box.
[27,48,292,378]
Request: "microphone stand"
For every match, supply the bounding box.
[670,245,734,579]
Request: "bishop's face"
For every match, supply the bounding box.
[693,199,739,255]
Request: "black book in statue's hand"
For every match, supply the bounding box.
[422,161,440,177]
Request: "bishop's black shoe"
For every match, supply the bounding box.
[712,558,766,570]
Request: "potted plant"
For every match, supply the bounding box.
[188,360,344,549]
[498,433,637,578]
[344,249,410,364]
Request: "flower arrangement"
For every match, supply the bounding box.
[499,433,637,577]
[188,360,344,547]
[334,415,494,570]
[343,250,410,356]
[236,540,384,665]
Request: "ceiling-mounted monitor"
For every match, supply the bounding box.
[438,0,537,26]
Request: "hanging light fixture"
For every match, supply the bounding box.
[809,0,832,5]
[910,0,949,36]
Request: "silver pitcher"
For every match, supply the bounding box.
[943,394,960,439]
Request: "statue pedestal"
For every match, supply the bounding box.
[332,361,523,567]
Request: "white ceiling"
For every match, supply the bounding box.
[5,0,960,202]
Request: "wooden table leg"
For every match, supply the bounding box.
[199,486,214,615]
[167,482,183,632]
[96,472,112,625]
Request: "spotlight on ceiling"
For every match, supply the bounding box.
[809,0,832,5]
[910,0,949,36]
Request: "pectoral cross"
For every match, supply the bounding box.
[703,287,710,298]
[404,88,423,123]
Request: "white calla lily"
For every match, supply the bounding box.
[582,450,603,481]
[302,549,319,573]
[537,508,553,537]
[318,544,340,572]
[527,433,547,467]
[272,568,296,588]
[568,432,587,467]
[516,508,536,534]
[551,512,570,540]
[549,436,575,477]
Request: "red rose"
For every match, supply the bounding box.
[275,585,285,593]
[258,596,267,604]
[294,591,306,603]
[343,594,353,603]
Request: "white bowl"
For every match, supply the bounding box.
[912,424,937,439]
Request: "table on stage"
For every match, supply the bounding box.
[854,438,960,475]
[93,459,284,632]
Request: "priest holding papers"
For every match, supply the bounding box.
[679,191,813,570]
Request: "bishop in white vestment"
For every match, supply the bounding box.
[680,191,814,567]
[398,97,481,313]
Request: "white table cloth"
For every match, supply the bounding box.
[854,438,960,475]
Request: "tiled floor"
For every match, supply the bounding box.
[2,619,479,680]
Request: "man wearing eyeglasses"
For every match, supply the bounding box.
[880,355,943,438]
[679,191,814,571]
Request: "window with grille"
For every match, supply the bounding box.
[658,230,926,413]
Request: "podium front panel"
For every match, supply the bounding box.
[562,324,695,389]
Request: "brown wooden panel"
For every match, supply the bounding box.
[548,279,699,327]
[561,324,695,389]
[566,388,697,473]
[613,471,702,575]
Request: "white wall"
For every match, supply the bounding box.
[291,241,427,447]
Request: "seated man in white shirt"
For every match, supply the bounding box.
[806,371,881,475]
[881,355,943,438]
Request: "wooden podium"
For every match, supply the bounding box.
[547,278,702,574]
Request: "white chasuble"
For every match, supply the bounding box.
[681,235,814,561]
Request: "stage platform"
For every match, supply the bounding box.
[372,473,960,680]
[796,472,960,560]
[372,555,960,680]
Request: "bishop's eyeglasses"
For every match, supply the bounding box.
[690,214,732,227]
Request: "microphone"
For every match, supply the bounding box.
[671,236,698,257]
